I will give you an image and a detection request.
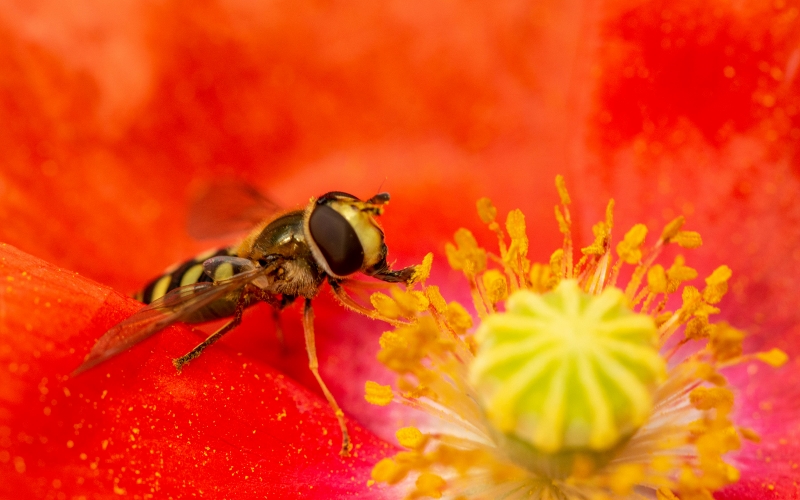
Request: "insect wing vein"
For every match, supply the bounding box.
[74,267,264,374]
[188,181,283,240]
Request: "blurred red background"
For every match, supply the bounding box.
[1,1,799,498]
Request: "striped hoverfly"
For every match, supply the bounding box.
[75,183,419,456]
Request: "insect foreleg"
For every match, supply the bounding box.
[246,288,295,349]
[271,308,285,348]
[328,278,407,327]
[172,287,250,371]
[302,298,352,457]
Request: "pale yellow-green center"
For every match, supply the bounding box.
[469,280,665,454]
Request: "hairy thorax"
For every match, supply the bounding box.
[253,258,323,299]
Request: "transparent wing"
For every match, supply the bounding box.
[187,180,283,240]
[74,266,265,374]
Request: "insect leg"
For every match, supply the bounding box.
[271,309,284,348]
[302,298,352,457]
[245,289,295,349]
[328,279,406,326]
[363,247,417,284]
[271,295,296,349]
[172,289,248,371]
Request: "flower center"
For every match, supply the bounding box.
[469,280,665,476]
[364,176,786,500]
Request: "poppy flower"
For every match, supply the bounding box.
[1,1,798,499]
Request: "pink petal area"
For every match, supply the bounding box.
[713,338,800,500]
[0,244,395,499]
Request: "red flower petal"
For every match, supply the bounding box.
[0,244,394,498]
[1,1,799,498]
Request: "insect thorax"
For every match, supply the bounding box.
[237,210,324,299]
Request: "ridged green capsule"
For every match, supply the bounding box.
[469,280,665,455]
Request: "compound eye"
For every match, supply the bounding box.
[308,204,364,276]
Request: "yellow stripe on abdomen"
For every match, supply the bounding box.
[136,246,234,305]
[214,262,234,281]
[150,275,172,301]
[180,264,205,286]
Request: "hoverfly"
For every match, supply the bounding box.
[75,184,418,456]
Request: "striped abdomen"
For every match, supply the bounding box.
[135,247,233,304]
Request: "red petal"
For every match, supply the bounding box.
[1,1,799,498]
[0,244,394,499]
[576,0,800,349]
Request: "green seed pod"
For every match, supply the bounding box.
[469,280,665,457]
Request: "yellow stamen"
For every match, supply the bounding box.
[660,216,685,241]
[477,197,497,224]
[481,269,508,307]
[689,386,733,412]
[409,252,434,286]
[755,348,788,367]
[397,427,428,450]
[364,381,393,406]
[445,302,473,334]
[702,265,731,304]
[673,231,703,249]
[709,323,745,362]
[739,427,761,442]
[367,176,787,500]
[414,473,447,499]
[504,209,529,289]
[372,457,408,484]
[555,175,571,205]
[616,224,648,265]
[424,286,447,314]
[445,229,487,276]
